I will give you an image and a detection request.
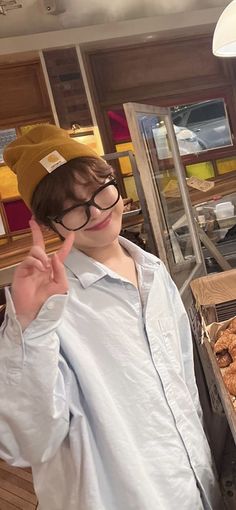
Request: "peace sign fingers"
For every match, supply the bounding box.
[29,218,45,251]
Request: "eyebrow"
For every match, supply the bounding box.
[63,182,104,209]
[68,180,101,201]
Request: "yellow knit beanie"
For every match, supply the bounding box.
[3,124,101,209]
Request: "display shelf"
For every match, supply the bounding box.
[189,174,236,205]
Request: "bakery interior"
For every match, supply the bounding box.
[2,0,236,508]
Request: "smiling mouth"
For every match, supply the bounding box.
[84,212,112,231]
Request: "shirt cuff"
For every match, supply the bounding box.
[5,287,68,339]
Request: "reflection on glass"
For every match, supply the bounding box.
[137,113,195,266]
[153,121,202,159]
[171,98,232,152]
[0,128,17,164]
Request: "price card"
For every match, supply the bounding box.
[187,176,215,192]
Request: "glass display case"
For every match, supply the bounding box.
[194,191,236,273]
[123,102,206,305]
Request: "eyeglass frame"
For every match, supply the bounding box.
[47,177,120,231]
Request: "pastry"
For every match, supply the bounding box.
[214,318,236,397]
[214,332,236,369]
[216,351,232,368]
[228,317,236,334]
[223,361,236,396]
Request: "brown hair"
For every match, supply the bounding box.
[31,157,113,228]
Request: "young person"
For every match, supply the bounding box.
[0,125,222,510]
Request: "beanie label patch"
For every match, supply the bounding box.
[39,151,67,173]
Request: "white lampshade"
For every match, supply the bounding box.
[213,0,236,57]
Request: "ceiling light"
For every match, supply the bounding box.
[213,0,236,57]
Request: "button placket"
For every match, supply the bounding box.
[146,327,184,417]
[122,281,141,315]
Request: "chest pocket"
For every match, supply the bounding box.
[158,317,183,373]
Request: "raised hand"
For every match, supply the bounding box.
[11,219,75,330]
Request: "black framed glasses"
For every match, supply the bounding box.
[48,178,120,231]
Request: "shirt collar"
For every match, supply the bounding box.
[64,236,160,289]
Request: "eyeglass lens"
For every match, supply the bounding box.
[61,183,119,230]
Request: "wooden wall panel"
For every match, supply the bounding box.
[84,34,236,154]
[88,36,228,106]
[0,61,52,129]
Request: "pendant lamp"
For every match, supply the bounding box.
[213,0,236,57]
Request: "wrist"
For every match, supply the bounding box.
[16,313,37,331]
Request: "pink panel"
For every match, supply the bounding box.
[3,199,31,232]
[108,109,131,142]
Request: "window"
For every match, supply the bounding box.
[188,102,225,124]
[171,99,232,151]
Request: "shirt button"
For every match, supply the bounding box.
[47,302,55,310]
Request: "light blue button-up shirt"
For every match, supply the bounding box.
[0,237,222,510]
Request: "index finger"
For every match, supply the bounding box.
[29,218,45,250]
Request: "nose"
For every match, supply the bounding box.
[89,205,103,219]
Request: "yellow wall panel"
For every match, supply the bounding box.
[0,166,19,199]
[216,157,236,175]
[115,142,134,175]
[123,175,139,202]
[186,161,214,180]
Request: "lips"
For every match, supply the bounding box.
[84,212,112,231]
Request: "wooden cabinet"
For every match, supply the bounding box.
[0,60,53,129]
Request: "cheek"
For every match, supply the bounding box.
[51,222,67,239]
[107,197,123,227]
[114,197,124,216]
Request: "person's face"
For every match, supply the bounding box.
[52,177,124,251]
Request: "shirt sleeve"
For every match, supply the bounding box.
[161,263,203,424]
[0,287,71,466]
